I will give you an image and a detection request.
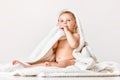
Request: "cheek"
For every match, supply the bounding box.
[72,22,77,28]
[68,23,74,28]
[58,22,60,25]
[58,23,62,27]
[58,22,64,26]
[68,26,73,30]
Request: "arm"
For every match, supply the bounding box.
[52,41,58,49]
[63,27,80,48]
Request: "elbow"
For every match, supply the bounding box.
[71,42,79,49]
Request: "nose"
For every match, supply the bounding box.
[63,20,67,24]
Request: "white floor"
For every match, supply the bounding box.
[0,75,120,80]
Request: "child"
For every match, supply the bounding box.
[13,11,80,68]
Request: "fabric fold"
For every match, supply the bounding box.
[0,9,120,76]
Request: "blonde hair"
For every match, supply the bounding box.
[58,11,76,22]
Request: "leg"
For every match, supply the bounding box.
[55,59,75,68]
[31,61,62,67]
[12,60,29,67]
[13,60,53,68]
[24,62,57,68]
[29,62,59,67]
[12,59,75,68]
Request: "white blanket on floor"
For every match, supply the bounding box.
[0,9,120,76]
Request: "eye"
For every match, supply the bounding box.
[59,20,64,23]
[67,19,71,22]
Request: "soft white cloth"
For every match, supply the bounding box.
[0,9,120,76]
[23,25,65,63]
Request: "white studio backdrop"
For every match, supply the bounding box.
[0,0,120,63]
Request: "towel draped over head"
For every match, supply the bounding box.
[0,9,120,76]
[22,9,97,67]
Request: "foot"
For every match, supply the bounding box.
[44,62,51,67]
[12,60,20,65]
[12,60,28,68]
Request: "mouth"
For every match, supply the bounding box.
[60,28,64,30]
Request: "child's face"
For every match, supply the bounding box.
[58,13,77,32]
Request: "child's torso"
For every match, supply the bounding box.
[55,39,74,62]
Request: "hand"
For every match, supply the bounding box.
[59,25,69,33]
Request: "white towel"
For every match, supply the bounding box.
[0,9,120,76]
